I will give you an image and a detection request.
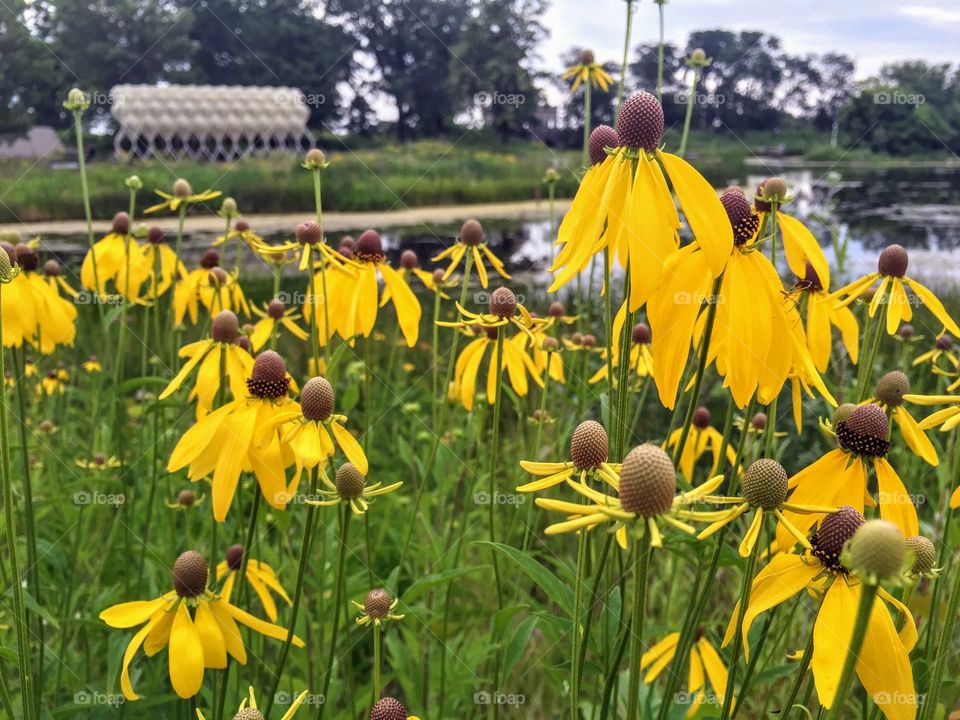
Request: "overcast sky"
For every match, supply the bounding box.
[540,0,960,80]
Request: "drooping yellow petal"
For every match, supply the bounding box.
[194,601,228,669]
[331,421,368,474]
[855,589,917,720]
[778,212,830,290]
[811,578,857,710]
[893,406,938,466]
[169,602,205,698]
[100,597,169,628]
[904,277,960,336]
[873,458,919,537]
[380,263,422,346]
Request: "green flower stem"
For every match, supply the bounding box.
[616,0,635,113]
[548,182,557,264]
[655,394,755,720]
[826,583,878,720]
[672,275,723,465]
[73,109,104,324]
[782,592,827,720]
[570,528,590,719]
[373,622,383,701]
[521,356,553,553]
[311,168,333,372]
[0,291,36,720]
[921,545,960,720]
[678,68,702,159]
[488,328,507,600]
[720,517,763,719]
[431,290,442,428]
[922,443,957,661]
[168,204,187,367]
[319,504,352,720]
[855,301,886,402]
[581,81,592,170]
[263,467,319,718]
[626,522,653,720]
[769,202,779,267]
[656,1,665,100]
[575,532,614,698]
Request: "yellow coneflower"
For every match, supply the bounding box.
[118,226,185,301]
[911,333,959,374]
[36,370,64,397]
[518,420,621,492]
[198,686,308,720]
[268,376,368,476]
[562,49,614,93]
[213,218,264,252]
[724,508,916,720]
[753,177,832,289]
[82,355,102,373]
[534,443,721,549]
[589,315,652,385]
[80,212,134,297]
[249,298,308,351]
[447,324,542,411]
[75,453,121,470]
[216,544,291,623]
[13,245,77,353]
[353,587,404,627]
[167,351,298,522]
[906,391,960,507]
[648,187,833,410]
[777,403,918,548]
[165,488,205,510]
[550,93,733,312]
[393,249,445,296]
[199,266,250,318]
[144,178,221,215]
[836,244,960,337]
[690,458,835,557]
[173,250,221,327]
[432,219,510,289]
[99,551,302,701]
[327,229,422,346]
[664,406,735,481]
[641,630,730,718]
[791,261,859,372]
[159,311,253,414]
[0,243,36,349]
[370,697,422,720]
[307,462,402,516]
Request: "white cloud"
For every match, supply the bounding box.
[902,5,960,23]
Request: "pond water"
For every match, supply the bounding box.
[35,163,960,292]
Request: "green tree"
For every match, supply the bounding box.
[0,1,63,134]
[448,0,545,141]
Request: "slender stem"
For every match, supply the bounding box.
[783,592,827,719]
[74,109,104,323]
[581,81,592,170]
[603,249,615,433]
[373,622,382,701]
[720,521,762,719]
[264,467,319,718]
[521,359,552,553]
[313,169,332,371]
[673,275,723,464]
[656,1,665,101]
[616,0,635,113]
[0,291,35,720]
[570,529,590,719]
[318,505,352,719]
[678,68,701,158]
[626,523,653,720]
[921,548,960,720]
[826,583,878,720]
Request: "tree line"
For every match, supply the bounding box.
[0,0,956,155]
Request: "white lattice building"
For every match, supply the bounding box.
[109,84,315,161]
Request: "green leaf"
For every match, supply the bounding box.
[402,565,489,604]
[475,541,574,616]
[120,376,170,394]
[502,615,538,679]
[18,587,60,630]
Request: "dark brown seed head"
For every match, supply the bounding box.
[548,301,565,318]
[15,244,38,272]
[172,179,193,198]
[616,91,664,151]
[235,220,250,233]
[370,697,407,720]
[296,221,322,246]
[570,420,608,470]
[906,535,936,575]
[246,350,290,399]
[400,249,418,270]
[876,371,909,407]
[432,268,445,284]
[750,412,767,430]
[112,211,131,235]
[692,406,711,429]
[335,463,365,500]
[339,235,355,250]
[936,334,953,350]
[301,376,335,421]
[172,550,208,598]
[588,125,620,165]
[741,459,788,510]
[355,229,385,262]
[339,248,354,260]
[878,244,908,278]
[898,324,914,339]
[542,336,559,352]
[582,334,596,349]
[267,299,286,320]
[234,335,251,353]
[484,326,499,341]
[147,226,165,245]
[460,219,484,247]
[811,506,865,572]
[43,260,60,277]
[208,267,229,287]
[800,261,822,292]
[364,588,393,618]
[570,332,583,345]
[177,489,195,507]
[720,187,760,244]
[211,310,240,343]
[225,544,244,571]
[836,403,890,457]
[845,519,906,580]
[200,249,220,268]
[631,323,651,345]
[619,444,676,517]
[488,287,517,318]
[579,48,595,65]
